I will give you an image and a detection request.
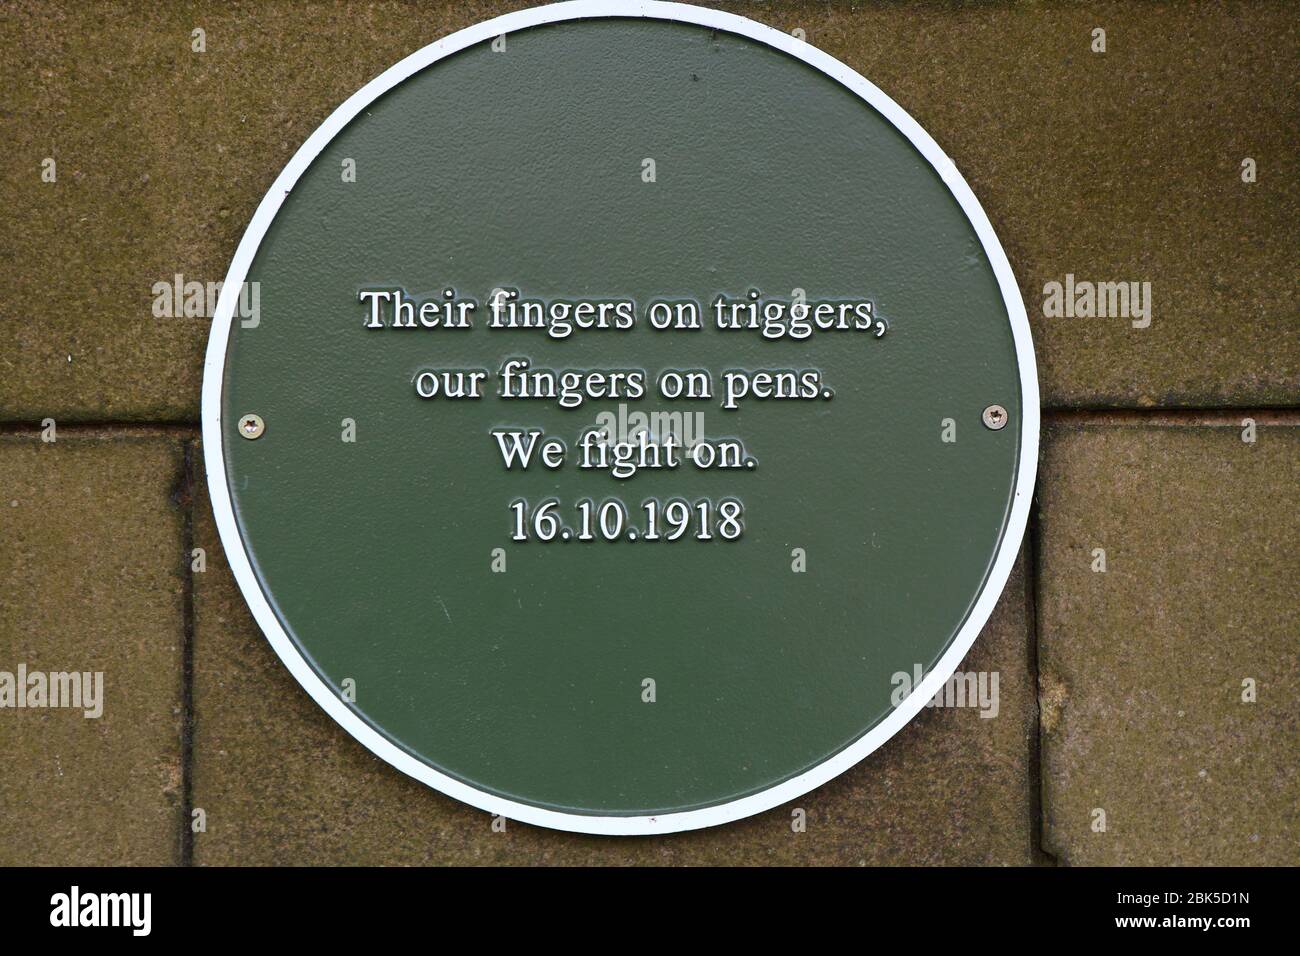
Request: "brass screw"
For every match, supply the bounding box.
[982,405,1008,430]
[238,414,265,439]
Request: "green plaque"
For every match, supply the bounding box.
[202,2,1038,833]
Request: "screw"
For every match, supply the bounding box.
[238,414,265,439]
[982,405,1008,430]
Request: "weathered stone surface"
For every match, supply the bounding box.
[0,434,186,865]
[192,447,1034,865]
[802,1,1299,408]
[1,2,1294,420]
[1038,422,1299,865]
[0,1,522,423]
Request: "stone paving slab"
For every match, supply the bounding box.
[1038,422,1299,865]
[0,434,187,865]
[191,445,1035,865]
[2,1,1294,422]
[803,0,1299,409]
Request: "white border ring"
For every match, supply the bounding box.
[202,0,1039,835]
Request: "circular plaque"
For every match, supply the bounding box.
[203,2,1038,833]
